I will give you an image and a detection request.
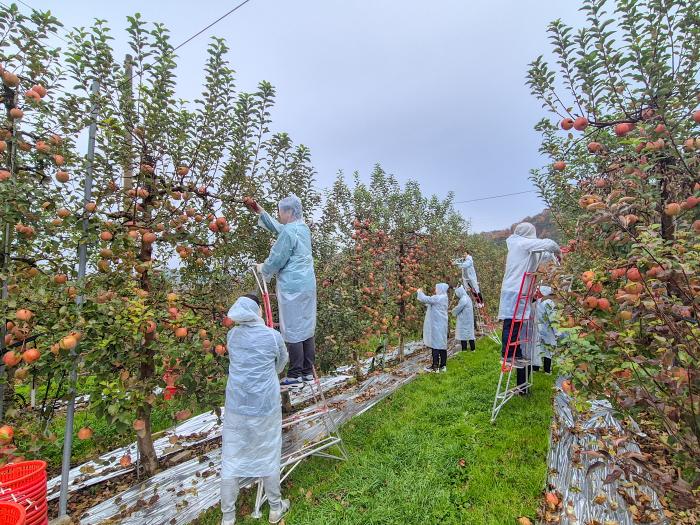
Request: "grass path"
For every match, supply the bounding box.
[196,339,554,524]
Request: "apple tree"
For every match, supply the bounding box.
[528,0,700,508]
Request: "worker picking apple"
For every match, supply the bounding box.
[417,283,450,373]
[244,194,317,389]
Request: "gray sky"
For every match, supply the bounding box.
[30,0,584,232]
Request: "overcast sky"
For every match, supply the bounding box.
[28,0,585,232]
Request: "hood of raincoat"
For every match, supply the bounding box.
[454,285,466,298]
[227,297,263,325]
[514,222,537,239]
[539,285,553,296]
[278,194,303,222]
[435,283,449,295]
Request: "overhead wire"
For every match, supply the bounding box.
[5,0,256,91]
[453,190,537,204]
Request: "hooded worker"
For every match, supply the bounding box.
[498,223,559,391]
[534,285,557,374]
[453,285,476,351]
[457,252,483,304]
[220,295,290,525]
[248,194,317,389]
[417,283,449,372]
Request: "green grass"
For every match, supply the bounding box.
[195,339,555,525]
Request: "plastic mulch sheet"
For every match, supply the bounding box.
[46,373,353,501]
[78,343,449,524]
[546,377,666,524]
[50,341,426,502]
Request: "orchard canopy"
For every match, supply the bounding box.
[0,5,481,474]
[0,0,699,523]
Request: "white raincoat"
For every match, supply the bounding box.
[458,255,480,294]
[452,286,475,341]
[221,297,288,478]
[533,286,558,367]
[417,283,449,350]
[259,195,317,344]
[497,223,560,320]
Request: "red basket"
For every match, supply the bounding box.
[0,502,26,525]
[0,463,46,493]
[22,500,45,524]
[0,480,46,502]
[0,487,46,507]
[24,514,45,525]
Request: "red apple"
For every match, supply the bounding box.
[573,117,588,131]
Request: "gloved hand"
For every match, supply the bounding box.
[256,262,264,274]
[243,196,261,214]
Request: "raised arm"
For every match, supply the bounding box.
[261,227,294,280]
[417,290,443,305]
[452,296,468,316]
[524,237,561,256]
[258,210,283,236]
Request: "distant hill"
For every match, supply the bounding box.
[483,209,562,243]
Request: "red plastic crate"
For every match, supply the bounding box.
[0,463,46,493]
[0,502,25,525]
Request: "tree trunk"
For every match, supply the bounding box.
[135,165,158,476]
[397,242,406,362]
[136,405,158,475]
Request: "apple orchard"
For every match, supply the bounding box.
[1,0,699,517]
[0,7,484,476]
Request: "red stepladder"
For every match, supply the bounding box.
[250,266,274,328]
[468,287,500,345]
[490,250,547,423]
[249,266,347,519]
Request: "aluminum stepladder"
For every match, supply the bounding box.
[249,267,348,519]
[490,251,545,423]
[467,286,501,346]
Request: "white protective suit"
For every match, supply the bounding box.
[497,223,560,320]
[221,297,288,479]
[417,283,449,350]
[533,286,557,367]
[458,255,480,294]
[452,285,475,341]
[259,195,317,344]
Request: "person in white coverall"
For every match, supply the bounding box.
[220,295,290,525]
[453,285,476,351]
[533,286,558,374]
[457,252,483,305]
[417,283,449,372]
[247,194,317,389]
[498,223,560,391]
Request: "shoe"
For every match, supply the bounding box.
[302,374,315,383]
[221,519,235,525]
[439,366,447,373]
[280,377,303,389]
[424,366,436,373]
[269,499,290,524]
